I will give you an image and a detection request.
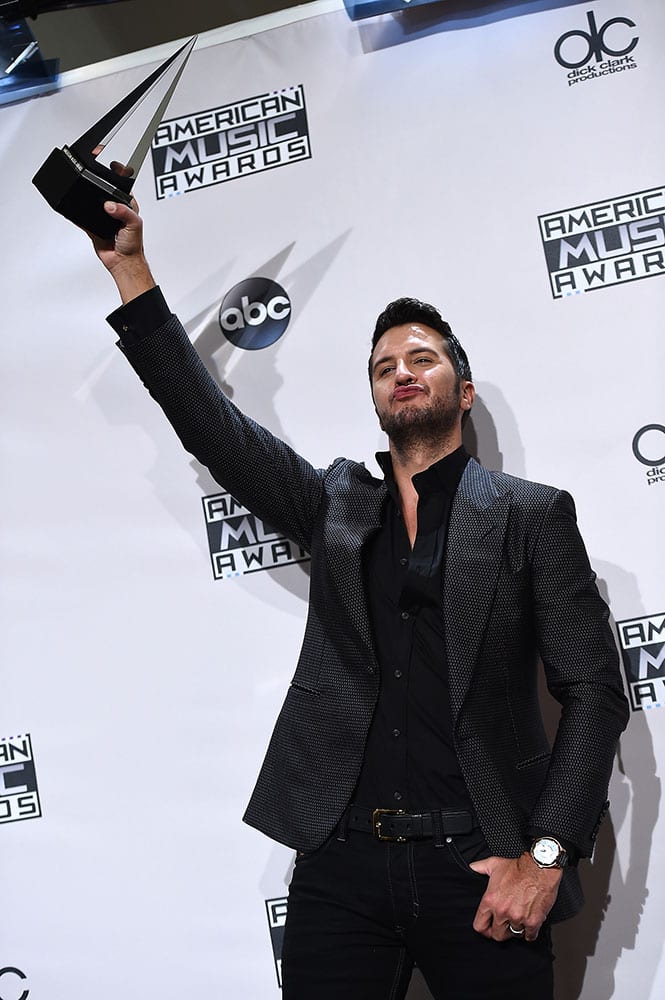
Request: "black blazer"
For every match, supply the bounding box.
[119,310,629,921]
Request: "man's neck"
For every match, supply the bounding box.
[389,435,462,492]
[388,434,463,522]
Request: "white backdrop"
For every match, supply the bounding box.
[1,1,664,997]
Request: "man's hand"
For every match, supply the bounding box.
[88,198,155,305]
[469,853,562,942]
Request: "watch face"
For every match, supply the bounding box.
[533,838,560,865]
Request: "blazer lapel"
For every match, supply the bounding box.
[326,471,387,653]
[444,460,512,720]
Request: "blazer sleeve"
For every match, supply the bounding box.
[526,488,629,857]
[115,308,325,553]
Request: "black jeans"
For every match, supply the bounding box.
[281,828,553,1000]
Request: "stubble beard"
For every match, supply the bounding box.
[380,388,461,458]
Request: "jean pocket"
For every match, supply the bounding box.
[445,835,491,880]
[293,830,339,868]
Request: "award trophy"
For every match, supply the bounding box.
[32,36,196,239]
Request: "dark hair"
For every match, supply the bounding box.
[369,297,472,382]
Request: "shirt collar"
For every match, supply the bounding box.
[376,445,470,502]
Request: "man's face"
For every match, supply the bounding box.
[370,324,473,450]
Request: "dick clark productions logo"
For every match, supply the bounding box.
[0,968,29,1000]
[554,10,639,84]
[632,424,665,486]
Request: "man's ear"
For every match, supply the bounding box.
[460,380,475,413]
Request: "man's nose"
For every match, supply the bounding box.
[394,360,414,382]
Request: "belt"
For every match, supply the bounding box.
[346,805,477,843]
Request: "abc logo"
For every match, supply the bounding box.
[219,277,291,350]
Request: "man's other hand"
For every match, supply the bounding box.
[469,853,562,942]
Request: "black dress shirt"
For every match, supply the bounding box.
[354,446,476,814]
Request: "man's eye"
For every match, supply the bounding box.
[415,356,432,364]
[380,366,394,376]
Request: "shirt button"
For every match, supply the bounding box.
[392,729,401,738]
[394,669,402,679]
[393,791,403,801]
[400,611,409,621]
[367,665,375,674]
[399,557,408,566]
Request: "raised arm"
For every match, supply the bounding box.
[89,200,326,550]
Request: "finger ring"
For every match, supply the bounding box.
[508,924,525,936]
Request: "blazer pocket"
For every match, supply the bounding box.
[289,679,321,696]
[515,750,551,770]
[290,636,326,693]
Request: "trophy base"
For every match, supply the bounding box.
[32,147,133,240]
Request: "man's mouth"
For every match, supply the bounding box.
[393,385,425,401]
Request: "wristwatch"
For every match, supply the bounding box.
[530,836,568,869]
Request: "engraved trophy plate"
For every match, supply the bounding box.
[32,36,196,239]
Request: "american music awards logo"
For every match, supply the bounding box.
[538,185,665,298]
[265,897,288,988]
[0,734,42,825]
[202,492,309,580]
[617,613,665,712]
[151,85,311,199]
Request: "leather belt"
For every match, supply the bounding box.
[346,805,477,843]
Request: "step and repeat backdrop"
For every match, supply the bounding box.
[1,1,664,997]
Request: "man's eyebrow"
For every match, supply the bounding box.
[372,345,438,373]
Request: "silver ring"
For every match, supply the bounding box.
[508,924,525,936]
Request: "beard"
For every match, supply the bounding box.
[379,389,461,456]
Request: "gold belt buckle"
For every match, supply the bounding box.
[372,808,407,842]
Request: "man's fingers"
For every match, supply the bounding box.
[472,900,495,938]
[103,200,139,226]
[474,898,542,943]
[104,200,143,253]
[109,159,135,178]
[504,917,542,943]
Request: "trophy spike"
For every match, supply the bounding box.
[32,36,197,238]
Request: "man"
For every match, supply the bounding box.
[89,199,628,999]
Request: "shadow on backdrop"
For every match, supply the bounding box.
[357,0,592,52]
[187,230,353,611]
[462,383,526,476]
[90,231,351,613]
[551,566,659,1000]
